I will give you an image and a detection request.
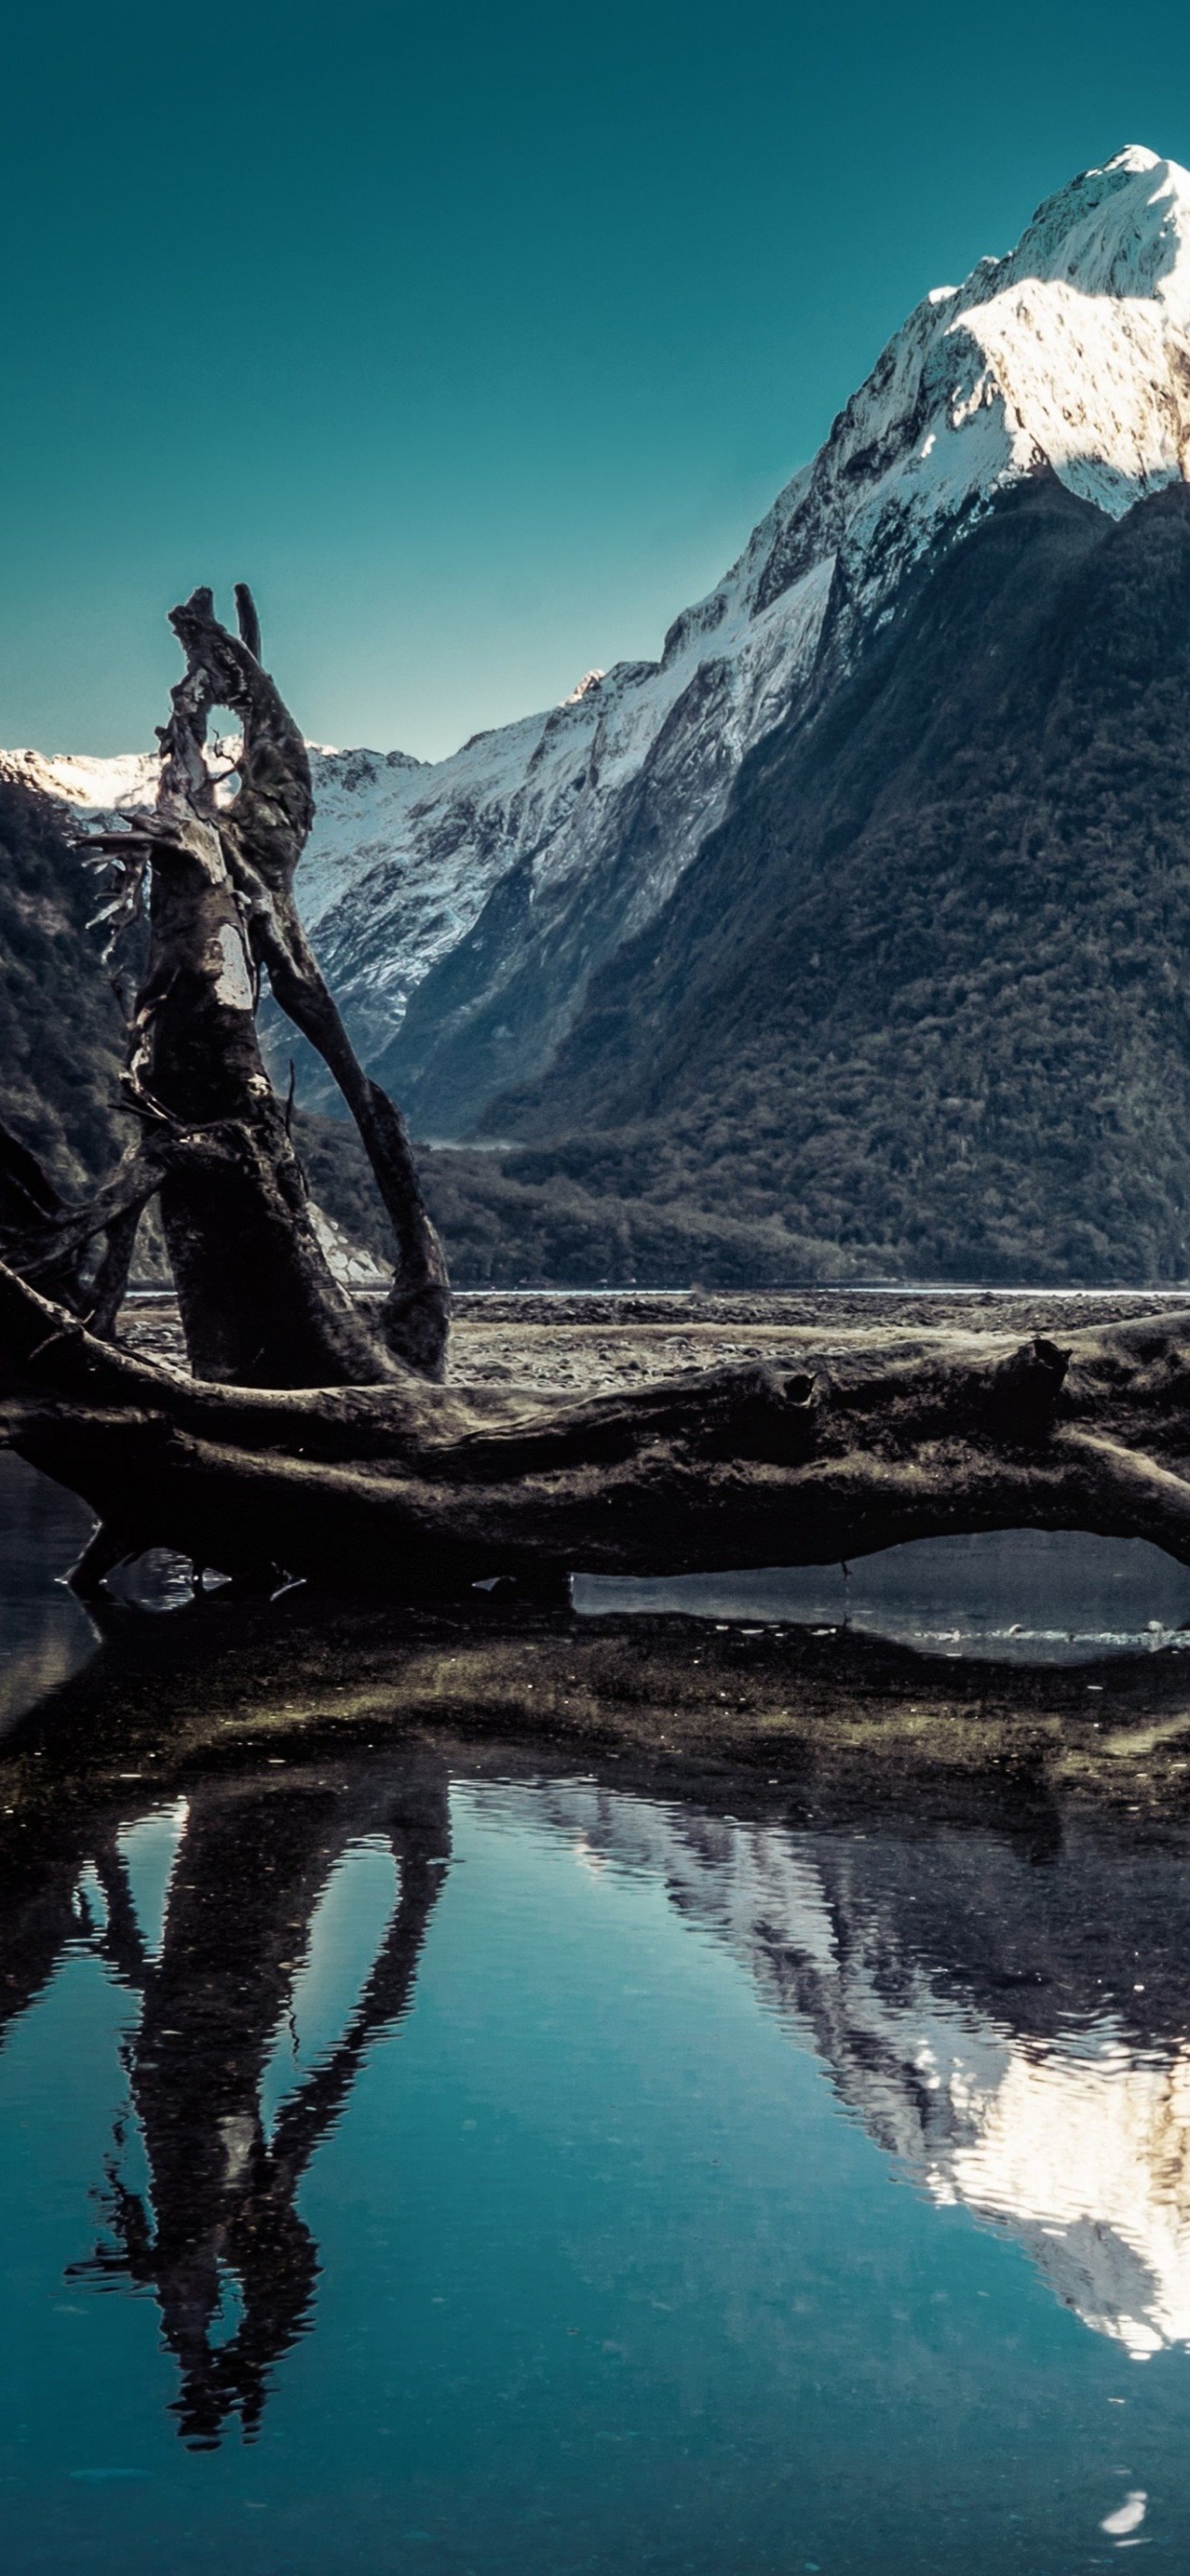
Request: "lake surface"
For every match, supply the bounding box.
[6,1460,1190,2569]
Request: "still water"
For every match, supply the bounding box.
[6,1461,1190,2569]
[575,1532,1190,1662]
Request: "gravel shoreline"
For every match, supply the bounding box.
[118,1285,1189,1393]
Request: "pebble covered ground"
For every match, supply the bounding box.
[117,1287,1190,1392]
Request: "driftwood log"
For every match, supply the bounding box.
[5,583,1190,1606]
[76,585,448,1386]
[6,1257,1190,1597]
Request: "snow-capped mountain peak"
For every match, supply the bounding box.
[999,143,1190,307]
[311,145,1190,1126]
[9,147,1190,1132]
[750,144,1190,621]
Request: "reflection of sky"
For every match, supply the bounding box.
[3,1779,1190,2570]
[117,1806,189,1965]
[258,1840,400,2140]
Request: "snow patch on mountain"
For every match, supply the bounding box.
[0,742,428,932]
[0,748,165,818]
[311,547,837,1075]
[307,146,1190,1116]
[751,144,1190,623]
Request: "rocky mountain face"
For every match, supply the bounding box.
[318,142,1190,1140]
[8,143,1190,1280]
[494,472,1190,1280]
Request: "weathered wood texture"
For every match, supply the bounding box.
[78,585,448,1385]
[5,1259,1190,1595]
[165,586,449,1379]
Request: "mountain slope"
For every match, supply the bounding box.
[492,473,1190,1280]
[11,145,1190,1153]
[0,780,127,1194]
[8,144,1190,1282]
[348,142,1190,1135]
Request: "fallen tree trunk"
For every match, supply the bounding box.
[7,591,1188,1601]
[6,1259,1190,1595]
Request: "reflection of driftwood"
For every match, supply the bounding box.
[8,1256,1190,1588]
[64,1750,449,2445]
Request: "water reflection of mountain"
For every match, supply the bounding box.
[0,1749,449,2446]
[7,1749,1190,2440]
[518,1782,1190,2359]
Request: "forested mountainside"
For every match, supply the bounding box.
[487,477,1190,1283]
[329,142,1190,1142]
[9,473,1190,1288]
[0,778,801,1288]
[0,782,126,1195]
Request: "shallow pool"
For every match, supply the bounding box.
[5,1736,1190,2569]
[6,1461,1190,2568]
[574,1529,1190,1663]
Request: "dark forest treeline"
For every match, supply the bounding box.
[0,781,126,1195]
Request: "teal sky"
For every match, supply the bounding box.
[2,0,1189,762]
